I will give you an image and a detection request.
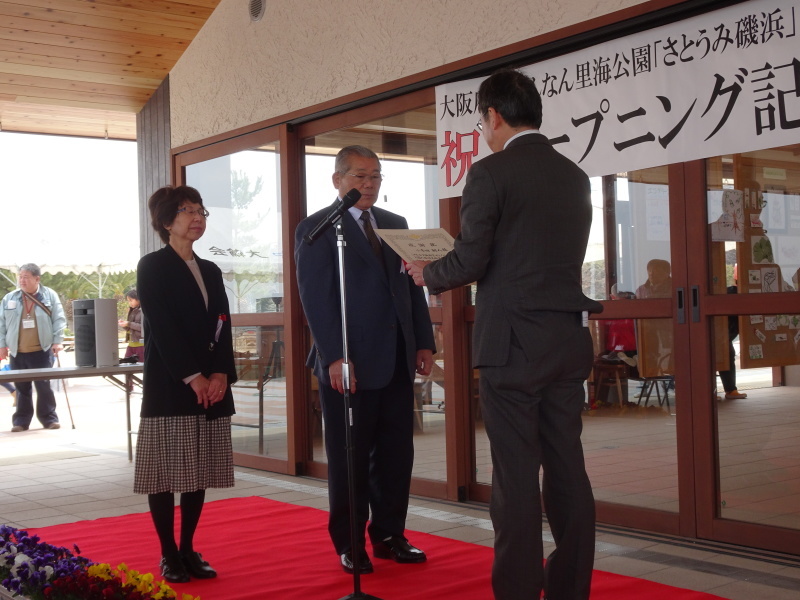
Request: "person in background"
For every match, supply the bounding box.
[295,145,435,575]
[134,186,237,584]
[118,288,144,362]
[602,284,637,367]
[717,265,746,400]
[0,263,65,432]
[635,259,673,299]
[408,69,602,600]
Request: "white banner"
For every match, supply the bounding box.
[436,0,799,197]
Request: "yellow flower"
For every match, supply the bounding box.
[87,563,114,580]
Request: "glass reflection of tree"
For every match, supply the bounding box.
[228,169,280,313]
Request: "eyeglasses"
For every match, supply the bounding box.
[177,207,210,218]
[345,173,384,184]
[476,119,483,131]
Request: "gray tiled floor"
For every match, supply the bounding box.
[2,379,800,600]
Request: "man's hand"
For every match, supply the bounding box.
[51,344,63,355]
[0,347,8,361]
[407,261,430,287]
[328,358,356,395]
[415,349,433,377]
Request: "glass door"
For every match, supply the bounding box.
[687,145,800,554]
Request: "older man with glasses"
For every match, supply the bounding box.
[0,263,66,432]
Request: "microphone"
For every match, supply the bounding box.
[303,188,362,245]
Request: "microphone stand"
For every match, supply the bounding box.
[332,220,382,600]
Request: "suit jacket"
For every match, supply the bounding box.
[295,204,435,389]
[137,244,237,418]
[423,133,603,368]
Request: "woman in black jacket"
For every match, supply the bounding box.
[134,185,237,583]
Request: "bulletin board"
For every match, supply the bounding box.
[735,187,800,368]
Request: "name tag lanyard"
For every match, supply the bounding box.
[22,296,36,329]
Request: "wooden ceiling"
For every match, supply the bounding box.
[0,0,221,140]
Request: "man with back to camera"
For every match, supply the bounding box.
[408,69,603,600]
[0,263,65,432]
[295,145,436,575]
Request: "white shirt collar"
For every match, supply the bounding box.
[504,128,539,149]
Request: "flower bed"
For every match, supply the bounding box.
[1,525,198,600]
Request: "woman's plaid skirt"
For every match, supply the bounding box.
[133,415,234,494]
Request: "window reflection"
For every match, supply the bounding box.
[707,148,800,370]
[585,167,672,301]
[707,147,800,295]
[186,144,283,312]
[230,325,287,459]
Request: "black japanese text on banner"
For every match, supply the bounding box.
[436,0,799,197]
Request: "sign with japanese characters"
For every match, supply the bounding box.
[436,0,799,197]
[374,228,456,263]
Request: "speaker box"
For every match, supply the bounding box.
[74,298,120,367]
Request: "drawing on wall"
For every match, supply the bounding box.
[761,267,779,292]
[750,315,764,324]
[764,316,778,331]
[749,344,764,359]
[764,193,786,231]
[748,270,761,284]
[776,333,788,342]
[711,189,745,242]
[751,236,775,263]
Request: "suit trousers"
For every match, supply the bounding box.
[10,349,59,428]
[319,343,415,555]
[480,312,595,600]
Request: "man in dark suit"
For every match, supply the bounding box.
[408,70,603,600]
[295,145,436,575]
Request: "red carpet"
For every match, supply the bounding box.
[29,497,726,599]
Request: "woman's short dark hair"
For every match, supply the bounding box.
[148,186,205,244]
[477,68,543,129]
[125,288,139,301]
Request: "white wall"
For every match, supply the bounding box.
[170,0,644,147]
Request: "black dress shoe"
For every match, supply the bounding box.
[373,536,426,563]
[340,550,374,574]
[159,554,190,583]
[180,551,217,579]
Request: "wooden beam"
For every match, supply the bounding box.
[9,0,212,27]
[2,89,145,111]
[0,2,202,40]
[0,61,163,88]
[0,15,192,52]
[0,38,174,72]
[0,27,187,61]
[0,76,153,103]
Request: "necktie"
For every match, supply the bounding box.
[360,210,383,259]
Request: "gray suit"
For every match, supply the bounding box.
[424,132,602,600]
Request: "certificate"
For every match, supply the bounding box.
[374,228,455,263]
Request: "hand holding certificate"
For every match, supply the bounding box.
[373,228,455,263]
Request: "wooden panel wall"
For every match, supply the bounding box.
[136,76,171,256]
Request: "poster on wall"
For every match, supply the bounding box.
[736,188,800,368]
[436,0,800,198]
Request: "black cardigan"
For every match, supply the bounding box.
[137,245,236,419]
